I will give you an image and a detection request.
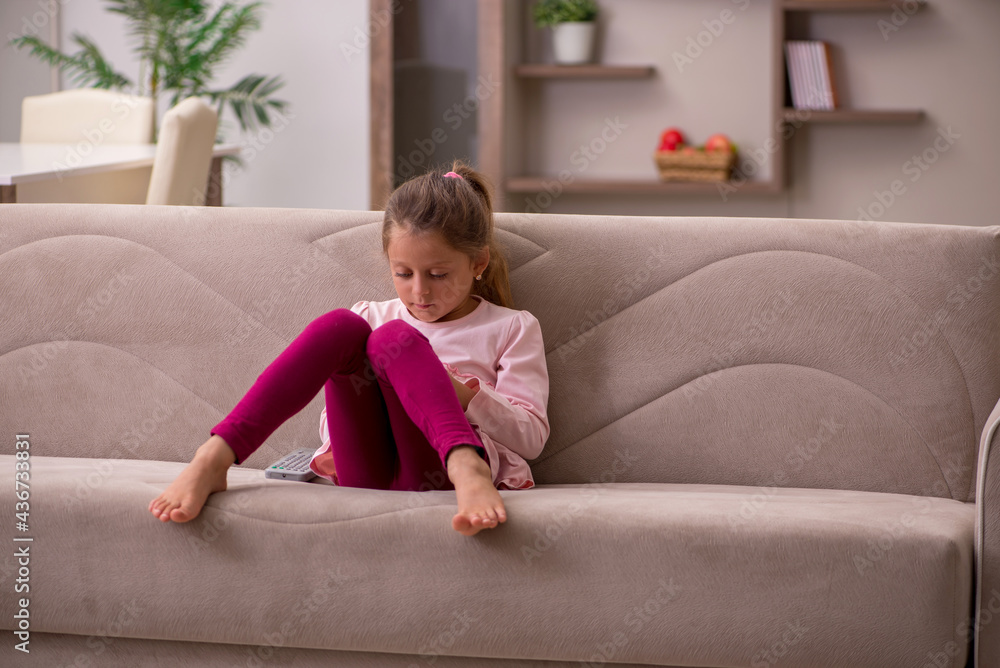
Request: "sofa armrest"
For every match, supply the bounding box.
[975,395,1000,667]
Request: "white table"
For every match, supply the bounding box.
[0,142,241,205]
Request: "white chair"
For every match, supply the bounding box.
[145,97,218,206]
[20,88,154,144]
[16,89,156,203]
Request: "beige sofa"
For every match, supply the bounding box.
[2,203,999,668]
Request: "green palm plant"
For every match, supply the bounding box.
[10,0,289,141]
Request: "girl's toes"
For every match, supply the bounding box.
[172,502,197,522]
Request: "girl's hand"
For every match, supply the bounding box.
[449,373,479,411]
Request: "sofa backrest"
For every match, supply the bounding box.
[2,204,998,503]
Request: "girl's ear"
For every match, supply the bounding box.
[475,246,490,276]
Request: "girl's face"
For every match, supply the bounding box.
[387,229,488,323]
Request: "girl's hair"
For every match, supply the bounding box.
[382,159,514,309]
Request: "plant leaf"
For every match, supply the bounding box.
[205,73,289,132]
[9,33,131,90]
[71,34,132,89]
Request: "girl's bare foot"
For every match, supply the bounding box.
[446,445,506,536]
[149,435,236,523]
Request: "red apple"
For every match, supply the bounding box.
[704,133,733,153]
[658,127,686,151]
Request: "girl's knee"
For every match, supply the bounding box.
[367,320,422,351]
[366,320,424,371]
[303,308,371,345]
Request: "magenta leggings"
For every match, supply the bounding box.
[210,309,487,492]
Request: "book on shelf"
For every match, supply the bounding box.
[785,40,839,110]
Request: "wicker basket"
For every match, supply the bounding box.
[653,149,737,182]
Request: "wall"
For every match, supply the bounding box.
[2,0,998,226]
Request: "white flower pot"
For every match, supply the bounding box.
[552,21,596,65]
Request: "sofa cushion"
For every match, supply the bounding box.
[525,219,1000,504]
[3,205,998,504]
[8,454,973,668]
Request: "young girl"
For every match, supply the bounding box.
[148,161,550,536]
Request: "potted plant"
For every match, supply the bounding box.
[532,0,599,65]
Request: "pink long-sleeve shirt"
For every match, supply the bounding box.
[311,295,550,490]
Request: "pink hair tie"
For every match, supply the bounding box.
[443,171,464,180]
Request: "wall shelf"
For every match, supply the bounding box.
[782,0,925,10]
[506,177,781,195]
[514,64,656,79]
[782,109,925,123]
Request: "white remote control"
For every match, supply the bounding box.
[264,448,318,482]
